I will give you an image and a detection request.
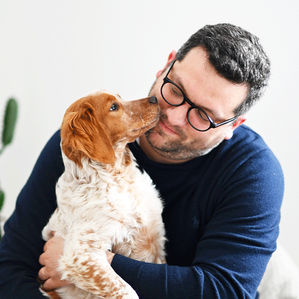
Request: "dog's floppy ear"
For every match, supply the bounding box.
[61,104,116,166]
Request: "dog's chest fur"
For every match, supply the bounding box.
[43,150,163,258]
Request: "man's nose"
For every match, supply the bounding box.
[164,104,189,127]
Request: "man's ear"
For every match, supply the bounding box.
[156,50,177,78]
[224,115,247,140]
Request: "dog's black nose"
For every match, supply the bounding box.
[149,96,158,104]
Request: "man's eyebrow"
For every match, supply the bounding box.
[171,73,219,119]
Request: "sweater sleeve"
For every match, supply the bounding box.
[0,130,63,299]
[111,149,284,299]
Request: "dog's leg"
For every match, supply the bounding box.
[131,221,166,264]
[59,232,138,299]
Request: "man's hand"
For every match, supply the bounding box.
[38,234,71,291]
[38,233,115,291]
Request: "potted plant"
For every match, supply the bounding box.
[0,98,18,239]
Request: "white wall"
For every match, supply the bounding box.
[0,0,298,265]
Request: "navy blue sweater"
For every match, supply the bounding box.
[0,125,284,298]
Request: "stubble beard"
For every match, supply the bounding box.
[144,114,223,161]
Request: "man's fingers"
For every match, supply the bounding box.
[38,235,71,290]
[41,277,70,291]
[39,252,50,266]
[39,252,45,266]
[38,267,50,281]
[38,266,71,290]
[41,278,56,291]
[43,234,55,252]
[43,241,48,252]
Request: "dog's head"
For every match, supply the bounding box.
[61,92,160,167]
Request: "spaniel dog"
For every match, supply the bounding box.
[41,92,166,299]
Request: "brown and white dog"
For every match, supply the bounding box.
[42,92,166,299]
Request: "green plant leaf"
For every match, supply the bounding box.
[0,189,4,211]
[2,98,18,147]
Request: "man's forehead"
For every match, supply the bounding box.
[172,48,249,119]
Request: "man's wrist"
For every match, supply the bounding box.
[106,250,115,264]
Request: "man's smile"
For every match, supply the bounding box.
[157,118,180,136]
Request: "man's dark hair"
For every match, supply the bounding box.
[176,23,271,115]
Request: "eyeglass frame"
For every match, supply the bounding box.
[160,59,239,132]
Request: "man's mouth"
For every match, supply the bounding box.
[158,119,179,136]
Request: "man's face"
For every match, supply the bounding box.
[140,47,248,164]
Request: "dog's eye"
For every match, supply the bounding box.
[109,103,119,112]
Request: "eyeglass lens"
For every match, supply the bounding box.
[161,82,211,131]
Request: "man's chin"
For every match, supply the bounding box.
[144,129,222,160]
[144,129,174,151]
[145,132,199,161]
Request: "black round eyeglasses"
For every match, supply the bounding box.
[160,59,238,132]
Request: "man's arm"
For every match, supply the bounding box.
[39,148,284,298]
[109,149,284,299]
[0,130,63,298]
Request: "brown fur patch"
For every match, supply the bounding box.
[123,146,132,166]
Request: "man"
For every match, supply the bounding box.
[0,23,284,298]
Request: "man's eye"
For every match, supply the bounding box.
[196,109,210,121]
[171,86,181,97]
[109,103,119,111]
